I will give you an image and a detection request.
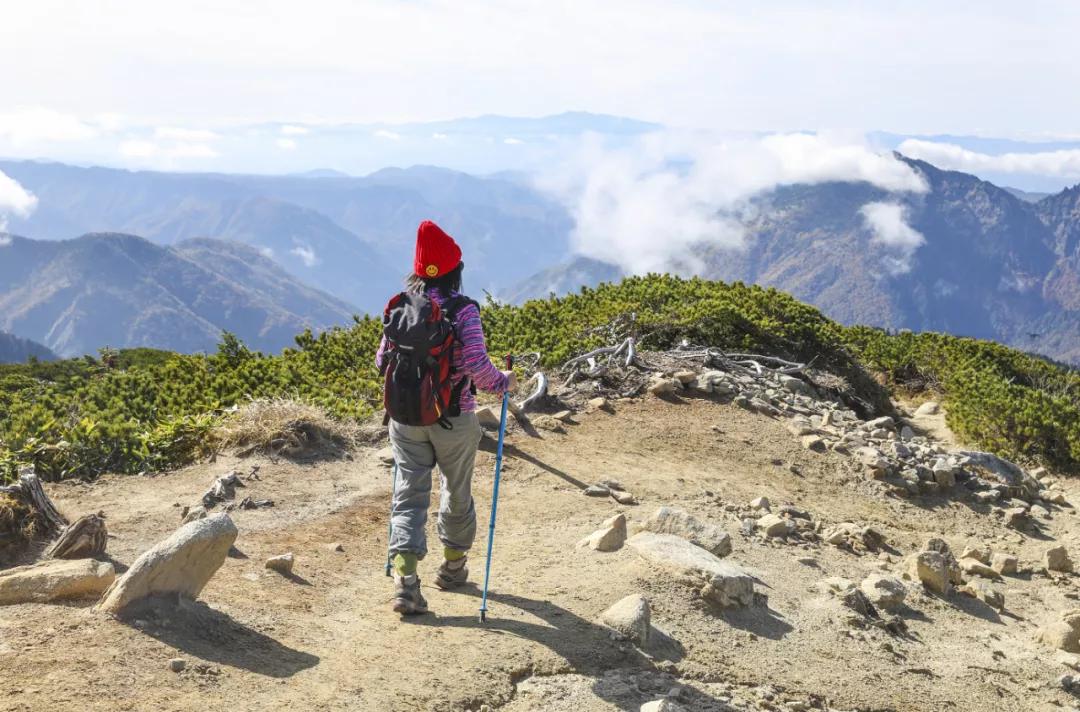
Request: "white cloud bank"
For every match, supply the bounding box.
[0,169,38,235]
[544,132,928,274]
[0,106,99,146]
[899,139,1080,178]
[859,201,925,274]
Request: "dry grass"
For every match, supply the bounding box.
[212,398,359,459]
[0,492,40,562]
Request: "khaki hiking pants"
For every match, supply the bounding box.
[388,412,482,559]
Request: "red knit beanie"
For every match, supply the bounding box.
[414,220,462,278]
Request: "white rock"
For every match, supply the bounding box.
[915,401,940,416]
[750,496,771,512]
[905,550,950,594]
[991,553,1018,575]
[672,371,697,385]
[97,513,238,615]
[959,557,999,579]
[648,376,677,396]
[959,579,1004,610]
[266,553,295,575]
[580,514,628,552]
[864,416,895,431]
[859,573,907,612]
[780,375,814,397]
[627,532,755,607]
[587,397,611,412]
[640,507,732,557]
[169,658,186,673]
[756,513,793,538]
[0,559,115,606]
[641,700,686,712]
[599,593,651,647]
[960,545,990,564]
[1040,610,1080,652]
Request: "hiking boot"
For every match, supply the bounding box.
[392,575,428,615]
[435,556,469,590]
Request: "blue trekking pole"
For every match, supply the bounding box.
[385,462,398,577]
[479,354,513,623]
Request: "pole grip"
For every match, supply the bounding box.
[505,353,514,370]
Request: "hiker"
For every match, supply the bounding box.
[376,220,516,615]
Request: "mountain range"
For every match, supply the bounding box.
[511,156,1080,365]
[0,233,356,357]
[0,160,573,310]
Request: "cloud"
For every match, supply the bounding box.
[280,125,309,136]
[542,131,929,274]
[276,138,298,150]
[503,137,524,145]
[898,139,1080,178]
[0,106,98,145]
[432,132,448,140]
[859,201,925,274]
[119,140,219,160]
[0,169,38,233]
[257,246,275,258]
[290,243,319,267]
[154,126,221,142]
[373,129,401,140]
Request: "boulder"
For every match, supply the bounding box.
[1046,545,1074,573]
[1040,610,1080,652]
[0,559,115,605]
[627,532,755,607]
[96,513,238,615]
[959,579,1004,611]
[750,496,771,512]
[859,573,907,612]
[905,551,951,594]
[580,514,628,552]
[991,553,1018,576]
[640,507,732,557]
[599,593,651,647]
[266,553,295,575]
[915,401,940,416]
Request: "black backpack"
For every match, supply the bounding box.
[380,291,477,427]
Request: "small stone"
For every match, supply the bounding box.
[181,505,208,525]
[800,435,826,452]
[1046,545,1074,573]
[587,397,612,412]
[611,490,639,506]
[265,553,295,575]
[169,658,186,673]
[581,514,628,552]
[860,573,907,612]
[584,484,610,497]
[864,416,895,431]
[552,410,573,422]
[991,553,1018,575]
[915,401,940,416]
[757,513,793,538]
[959,579,1004,610]
[1040,610,1080,652]
[531,415,566,433]
[780,375,814,397]
[786,420,814,437]
[327,542,345,553]
[376,446,395,465]
[1004,507,1029,530]
[900,425,916,440]
[750,496,771,512]
[648,376,677,396]
[959,558,999,579]
[960,545,990,564]
[905,551,950,594]
[599,593,651,647]
[641,700,686,712]
[672,371,697,385]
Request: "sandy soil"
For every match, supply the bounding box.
[3,393,1080,711]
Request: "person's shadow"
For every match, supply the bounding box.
[404,588,735,711]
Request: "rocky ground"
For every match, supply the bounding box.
[4,363,1080,711]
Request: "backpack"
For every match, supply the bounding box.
[380,291,477,427]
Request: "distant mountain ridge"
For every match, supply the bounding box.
[0,160,574,310]
[509,157,1080,365]
[0,331,56,364]
[0,233,357,357]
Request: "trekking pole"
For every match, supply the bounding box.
[385,461,398,577]
[479,354,513,623]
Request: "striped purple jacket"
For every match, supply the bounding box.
[375,287,509,414]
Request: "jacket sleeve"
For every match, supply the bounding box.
[454,303,510,393]
[375,335,387,371]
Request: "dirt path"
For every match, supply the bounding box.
[3,395,1080,711]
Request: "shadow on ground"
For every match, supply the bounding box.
[120,597,320,678]
[402,589,738,711]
